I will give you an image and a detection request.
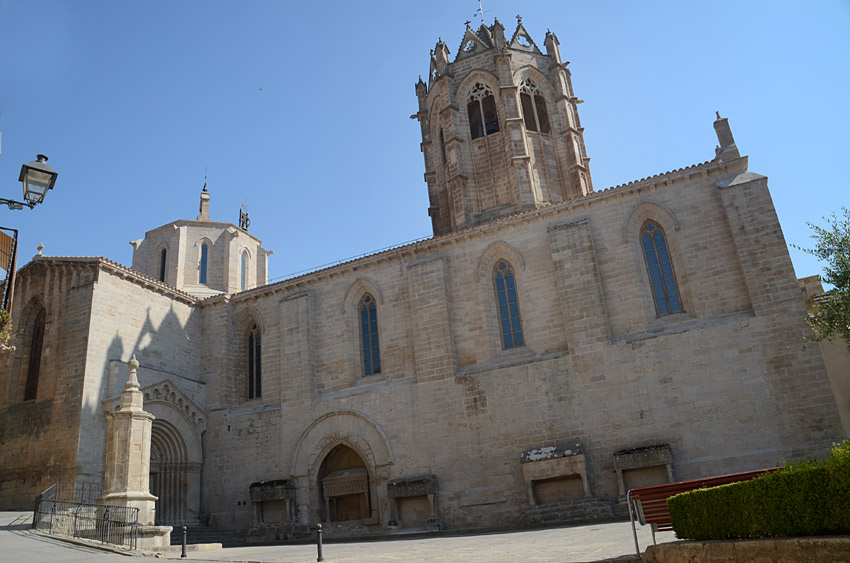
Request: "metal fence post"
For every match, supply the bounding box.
[316,523,324,562]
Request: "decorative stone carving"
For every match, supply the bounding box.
[250,480,296,524]
[386,475,437,498]
[323,469,369,498]
[613,444,673,497]
[520,443,591,504]
[386,475,441,532]
[521,443,582,463]
[322,468,370,522]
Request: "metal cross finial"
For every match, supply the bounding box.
[476,0,486,25]
[464,19,471,28]
[516,14,522,23]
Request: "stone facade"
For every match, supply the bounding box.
[0,16,844,542]
[799,276,850,436]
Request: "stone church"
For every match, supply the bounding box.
[0,17,844,540]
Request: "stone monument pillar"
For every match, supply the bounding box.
[98,355,172,549]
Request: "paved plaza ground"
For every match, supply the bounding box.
[1,511,679,562]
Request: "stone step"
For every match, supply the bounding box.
[169,525,244,548]
[524,497,616,527]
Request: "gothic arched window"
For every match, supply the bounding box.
[248,323,262,399]
[241,251,248,292]
[359,294,381,376]
[467,82,500,140]
[641,221,682,315]
[519,78,551,134]
[199,243,209,284]
[494,261,524,349]
[24,309,46,401]
[159,248,167,282]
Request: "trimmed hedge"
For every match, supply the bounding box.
[668,440,850,540]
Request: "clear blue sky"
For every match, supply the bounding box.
[0,0,847,285]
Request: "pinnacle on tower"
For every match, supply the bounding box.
[197,183,211,221]
[713,112,740,162]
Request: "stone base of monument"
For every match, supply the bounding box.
[137,525,173,549]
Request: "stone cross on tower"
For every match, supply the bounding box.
[98,355,172,548]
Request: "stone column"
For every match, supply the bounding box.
[98,355,172,549]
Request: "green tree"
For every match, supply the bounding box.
[799,208,850,342]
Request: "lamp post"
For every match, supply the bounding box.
[0,154,58,314]
[1,154,58,210]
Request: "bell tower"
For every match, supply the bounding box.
[414,16,593,236]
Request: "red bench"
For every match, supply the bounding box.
[627,467,779,555]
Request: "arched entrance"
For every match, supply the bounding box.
[291,410,393,527]
[150,419,189,525]
[140,381,206,527]
[318,444,371,522]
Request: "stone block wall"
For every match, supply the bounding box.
[79,265,202,483]
[198,155,842,534]
[0,260,98,508]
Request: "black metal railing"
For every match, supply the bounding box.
[33,499,138,550]
[35,481,102,505]
[33,481,102,529]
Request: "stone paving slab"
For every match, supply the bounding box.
[1,512,679,562]
[171,521,676,563]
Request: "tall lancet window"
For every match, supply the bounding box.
[519,78,551,133]
[439,128,447,165]
[359,294,380,376]
[248,323,262,399]
[199,243,209,284]
[159,248,167,282]
[24,309,46,401]
[494,261,524,349]
[641,221,682,315]
[467,82,500,140]
[241,251,248,292]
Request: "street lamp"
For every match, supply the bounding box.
[2,154,58,210]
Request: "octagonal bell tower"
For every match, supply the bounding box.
[414,16,593,236]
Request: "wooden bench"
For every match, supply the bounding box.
[627,467,779,555]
